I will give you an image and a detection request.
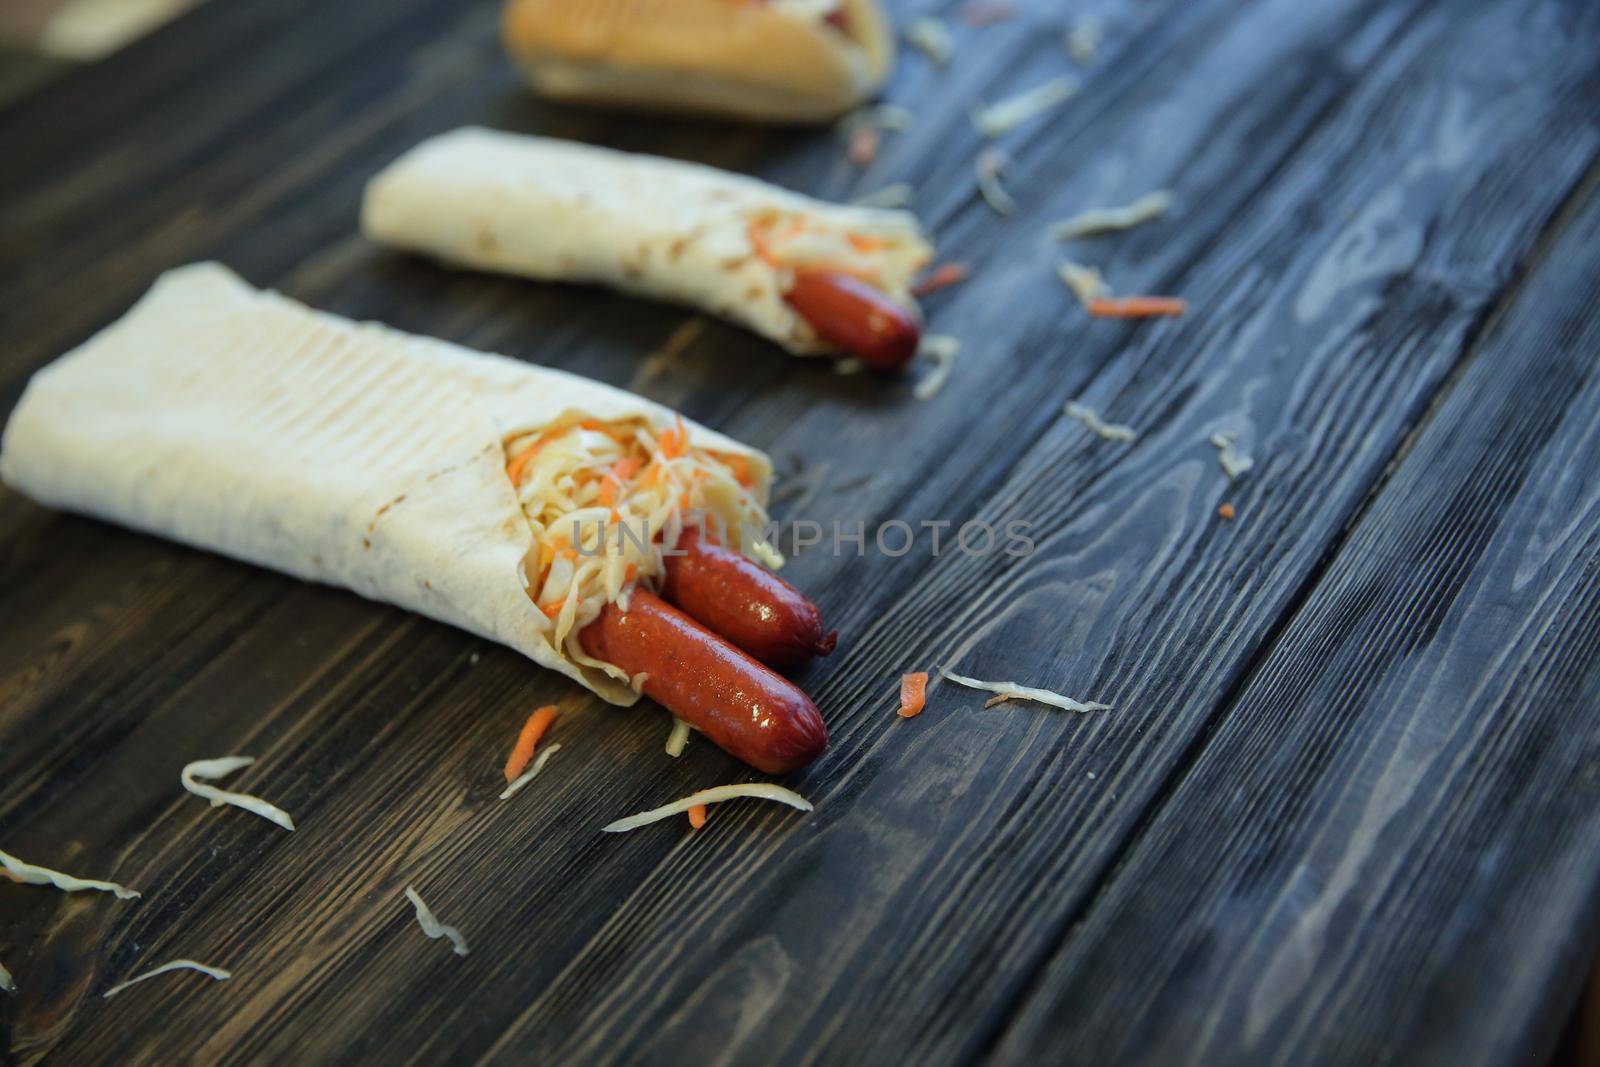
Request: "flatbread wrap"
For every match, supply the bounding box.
[501,0,895,123]
[1,263,833,772]
[361,128,933,371]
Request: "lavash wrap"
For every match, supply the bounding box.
[0,262,772,705]
[501,0,895,124]
[360,128,931,357]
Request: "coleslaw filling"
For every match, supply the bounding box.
[505,415,778,680]
[744,208,929,322]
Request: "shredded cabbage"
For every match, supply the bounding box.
[0,959,14,994]
[181,756,296,831]
[940,669,1111,712]
[499,743,561,801]
[1065,401,1138,442]
[0,848,139,899]
[1057,260,1109,307]
[506,415,774,666]
[1052,190,1173,240]
[976,148,1017,215]
[1210,431,1255,481]
[1065,18,1102,64]
[851,182,916,209]
[404,887,468,957]
[103,959,230,1000]
[971,77,1078,137]
[906,17,954,64]
[601,784,813,833]
[913,336,961,401]
[665,718,692,758]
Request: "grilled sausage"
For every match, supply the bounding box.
[579,590,828,773]
[660,527,837,668]
[784,268,921,371]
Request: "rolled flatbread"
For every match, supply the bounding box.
[501,0,895,123]
[0,263,777,705]
[361,127,932,358]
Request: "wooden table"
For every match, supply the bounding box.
[2,0,1598,1063]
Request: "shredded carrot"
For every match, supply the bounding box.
[504,705,559,783]
[898,672,930,718]
[747,220,781,266]
[912,261,970,296]
[723,453,754,487]
[848,232,888,254]
[505,440,546,487]
[848,127,880,168]
[687,804,709,829]
[558,547,578,562]
[1086,296,1188,319]
[658,415,689,460]
[1218,503,1237,520]
[540,600,565,618]
[624,563,638,582]
[600,457,638,508]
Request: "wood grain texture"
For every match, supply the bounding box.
[0,0,1596,1063]
[991,166,1600,1067]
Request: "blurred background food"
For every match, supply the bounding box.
[0,0,203,101]
[0,0,203,58]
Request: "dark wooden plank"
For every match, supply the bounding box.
[990,165,1600,1067]
[478,4,1600,1062]
[0,0,1594,1064]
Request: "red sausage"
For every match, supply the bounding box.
[579,590,828,774]
[660,527,837,669]
[784,269,921,372]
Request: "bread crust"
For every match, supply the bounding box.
[502,0,892,122]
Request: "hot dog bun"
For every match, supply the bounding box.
[501,0,893,123]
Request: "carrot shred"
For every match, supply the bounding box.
[848,232,888,254]
[601,454,636,508]
[1086,296,1188,319]
[687,804,709,829]
[912,262,970,296]
[504,705,559,783]
[723,453,754,487]
[540,600,565,618]
[1218,503,1237,520]
[505,440,546,487]
[747,220,781,266]
[624,563,638,582]
[600,457,638,508]
[658,416,689,460]
[899,672,930,718]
